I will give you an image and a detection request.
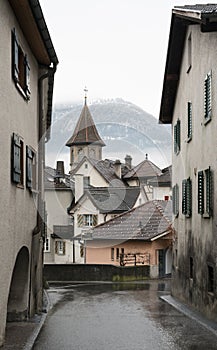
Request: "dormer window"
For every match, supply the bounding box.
[12,28,31,100]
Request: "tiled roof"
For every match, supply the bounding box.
[175,4,217,13]
[88,186,140,213]
[44,166,71,190]
[91,200,172,241]
[65,99,105,147]
[124,159,162,180]
[148,165,172,186]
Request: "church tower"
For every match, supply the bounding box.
[66,89,105,171]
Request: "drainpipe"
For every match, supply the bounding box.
[29,64,57,316]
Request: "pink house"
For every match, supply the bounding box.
[86,200,173,278]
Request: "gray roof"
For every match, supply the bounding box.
[174,4,217,13]
[91,200,172,241]
[124,159,162,180]
[52,225,74,239]
[88,186,140,213]
[148,165,172,187]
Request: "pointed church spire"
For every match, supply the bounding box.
[66,90,105,147]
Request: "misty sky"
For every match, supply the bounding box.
[40,0,209,118]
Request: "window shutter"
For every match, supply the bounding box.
[205,167,212,216]
[12,133,21,183]
[26,146,34,189]
[177,119,181,152]
[174,124,177,154]
[182,180,187,215]
[93,215,98,226]
[63,242,66,255]
[187,102,192,139]
[198,171,204,215]
[186,178,192,217]
[77,214,83,227]
[204,72,212,120]
[172,184,179,216]
[55,241,58,254]
[24,55,31,98]
[12,29,19,82]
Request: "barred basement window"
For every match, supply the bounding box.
[182,178,192,217]
[187,102,192,141]
[174,120,181,154]
[198,167,212,217]
[12,28,31,100]
[204,71,212,123]
[11,133,24,186]
[172,184,179,217]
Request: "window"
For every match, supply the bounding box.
[12,29,30,100]
[44,238,50,253]
[182,178,192,217]
[55,240,66,255]
[11,133,24,186]
[111,248,114,261]
[198,167,212,217]
[116,248,119,260]
[187,102,192,141]
[204,71,212,123]
[208,264,214,293]
[26,146,36,190]
[77,214,98,227]
[174,120,181,154]
[172,184,179,217]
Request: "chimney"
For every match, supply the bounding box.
[125,154,132,169]
[55,161,65,183]
[114,159,122,178]
[74,174,84,202]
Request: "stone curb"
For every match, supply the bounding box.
[23,290,51,350]
[160,295,217,337]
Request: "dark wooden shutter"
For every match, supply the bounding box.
[12,29,19,82]
[174,124,177,154]
[24,55,31,98]
[186,178,192,217]
[205,167,212,216]
[182,180,187,215]
[198,171,204,215]
[26,146,34,189]
[187,102,192,139]
[63,242,66,255]
[12,133,21,183]
[177,119,181,152]
[172,184,179,216]
[204,72,212,120]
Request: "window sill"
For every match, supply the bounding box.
[203,213,211,219]
[186,65,192,74]
[15,81,30,101]
[187,136,192,143]
[16,184,24,189]
[204,116,212,126]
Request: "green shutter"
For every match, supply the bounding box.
[186,178,192,217]
[174,124,177,154]
[12,133,21,183]
[173,184,179,216]
[204,72,212,120]
[205,167,212,216]
[182,180,187,215]
[187,102,192,139]
[198,171,204,215]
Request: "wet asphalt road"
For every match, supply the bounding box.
[33,281,217,350]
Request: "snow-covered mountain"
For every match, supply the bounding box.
[46,98,171,172]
